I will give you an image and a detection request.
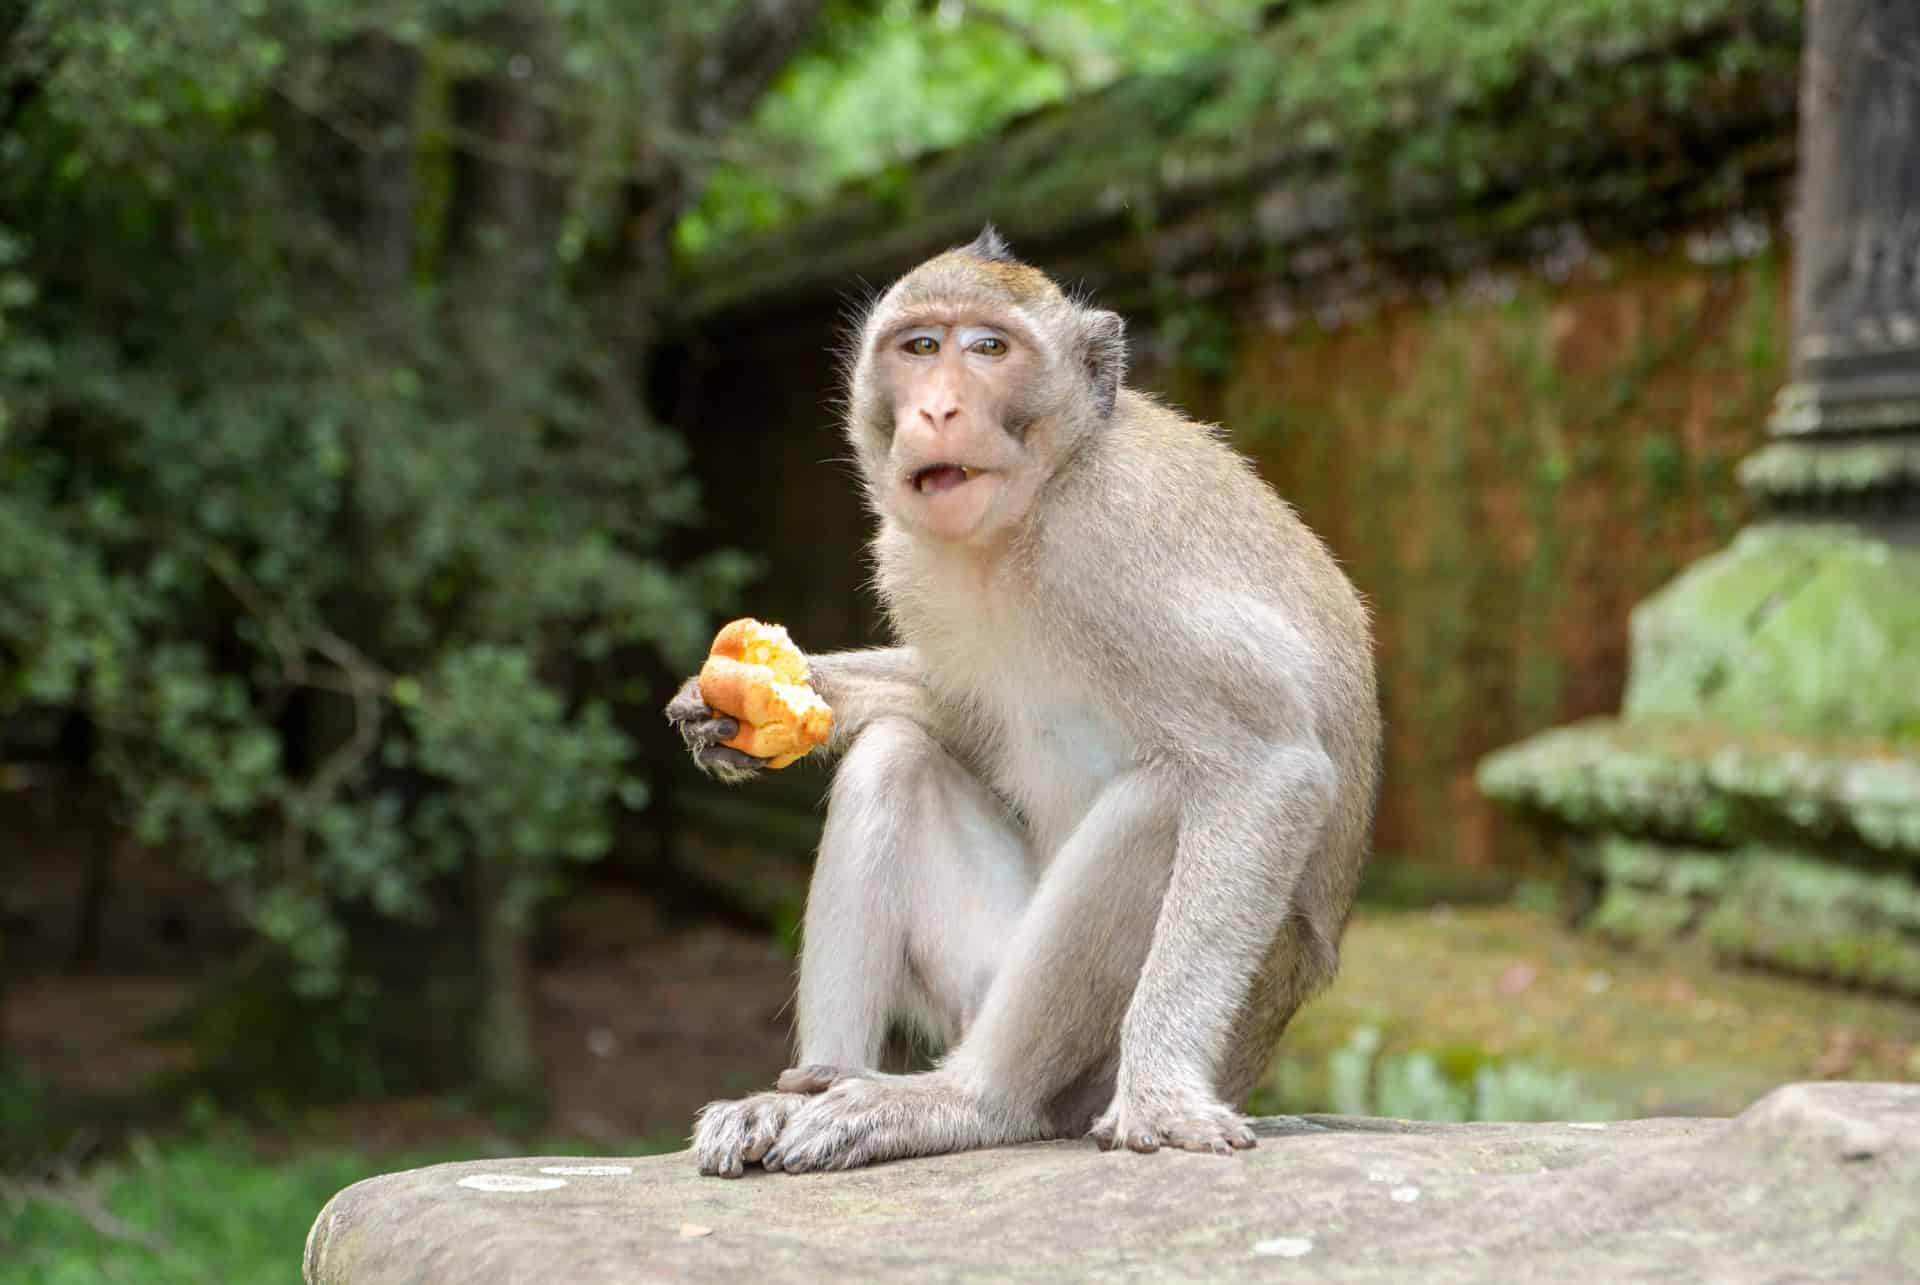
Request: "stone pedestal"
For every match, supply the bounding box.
[1479,0,1920,993]
[303,1083,1920,1284]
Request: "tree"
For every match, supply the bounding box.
[0,0,827,1105]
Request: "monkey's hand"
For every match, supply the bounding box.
[665,676,770,784]
[1089,1087,1258,1157]
[774,1063,867,1094]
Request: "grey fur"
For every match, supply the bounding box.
[1079,307,1126,419]
[670,244,1380,1176]
[963,223,1015,262]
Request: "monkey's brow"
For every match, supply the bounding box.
[882,312,1029,341]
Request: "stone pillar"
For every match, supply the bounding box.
[1478,0,1920,996]
[1742,0,1920,514]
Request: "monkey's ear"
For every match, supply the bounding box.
[964,224,1016,263]
[1080,308,1128,419]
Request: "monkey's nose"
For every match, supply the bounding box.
[918,405,961,425]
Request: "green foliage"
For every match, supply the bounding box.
[0,2,754,1009]
[1208,0,1798,137]
[0,1060,54,1168]
[682,0,1800,258]
[0,1126,675,1285]
[1256,1024,1622,1123]
[677,0,1272,255]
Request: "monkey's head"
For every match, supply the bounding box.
[846,226,1128,546]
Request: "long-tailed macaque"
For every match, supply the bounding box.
[666,227,1380,1176]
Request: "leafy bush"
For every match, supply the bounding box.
[0,1,758,1091]
[1323,1025,1620,1123]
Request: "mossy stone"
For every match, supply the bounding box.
[1623,524,1920,737]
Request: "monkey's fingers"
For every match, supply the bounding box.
[666,674,772,781]
[697,744,766,773]
[665,676,722,732]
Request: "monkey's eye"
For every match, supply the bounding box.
[904,336,939,356]
[970,336,1008,357]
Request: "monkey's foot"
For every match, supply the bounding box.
[761,1073,1021,1174]
[692,1091,807,1178]
[1089,1091,1257,1156]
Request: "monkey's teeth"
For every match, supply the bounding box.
[914,465,975,495]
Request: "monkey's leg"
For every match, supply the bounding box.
[692,717,1031,1177]
[797,717,1033,1063]
[1089,743,1338,1155]
[762,769,1177,1174]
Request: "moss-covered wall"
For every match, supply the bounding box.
[1191,245,1790,867]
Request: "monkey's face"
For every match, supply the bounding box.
[863,311,1056,546]
[846,237,1128,547]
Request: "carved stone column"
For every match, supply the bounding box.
[1479,0,1920,996]
[1743,0,1920,515]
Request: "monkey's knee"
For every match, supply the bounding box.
[829,718,947,805]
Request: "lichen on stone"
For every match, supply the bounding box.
[1702,849,1920,997]
[1623,524,1920,738]
[1478,719,1920,861]
[1737,439,1920,498]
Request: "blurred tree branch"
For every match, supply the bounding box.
[693,0,831,136]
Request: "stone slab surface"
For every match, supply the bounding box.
[305,1082,1920,1284]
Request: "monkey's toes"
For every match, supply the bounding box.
[1090,1100,1255,1157]
[692,1092,803,1178]
[1163,1111,1258,1155]
[762,1077,923,1173]
[759,1122,851,1174]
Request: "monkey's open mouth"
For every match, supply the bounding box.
[911,464,979,496]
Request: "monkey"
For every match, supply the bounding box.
[666,226,1380,1176]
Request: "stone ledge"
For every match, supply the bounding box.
[304,1082,1919,1284]
[1478,718,1920,858]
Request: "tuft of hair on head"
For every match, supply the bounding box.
[963,224,1016,264]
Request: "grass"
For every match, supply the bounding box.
[0,1124,675,1285]
[2,1135,393,1285]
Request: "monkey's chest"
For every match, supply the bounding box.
[986,693,1129,853]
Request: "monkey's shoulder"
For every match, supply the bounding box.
[1052,397,1307,579]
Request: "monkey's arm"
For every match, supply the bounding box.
[665,646,937,781]
[804,647,937,754]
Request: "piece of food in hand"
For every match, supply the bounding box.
[697,619,833,769]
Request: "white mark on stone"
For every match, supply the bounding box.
[539,1164,633,1176]
[1365,1169,1401,1184]
[1566,1122,1608,1131]
[1390,1186,1421,1203]
[679,1223,714,1239]
[457,1174,567,1193]
[1252,1237,1314,1259]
